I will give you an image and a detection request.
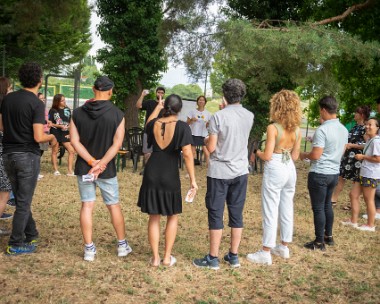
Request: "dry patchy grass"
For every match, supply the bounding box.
[0,156,379,304]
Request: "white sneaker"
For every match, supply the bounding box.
[246,250,272,265]
[356,225,376,232]
[54,171,61,176]
[340,219,358,228]
[38,174,44,180]
[84,248,96,261]
[362,213,380,220]
[117,244,132,257]
[271,244,290,259]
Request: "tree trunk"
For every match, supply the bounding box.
[124,93,140,130]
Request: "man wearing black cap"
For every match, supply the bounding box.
[70,76,132,261]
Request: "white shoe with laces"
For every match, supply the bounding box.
[271,244,290,259]
[53,171,61,176]
[356,225,376,232]
[340,219,358,228]
[362,213,380,220]
[117,244,132,257]
[84,247,96,261]
[246,250,272,265]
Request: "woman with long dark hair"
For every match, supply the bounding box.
[0,77,13,229]
[138,94,198,267]
[49,94,75,176]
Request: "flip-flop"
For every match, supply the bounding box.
[162,255,177,267]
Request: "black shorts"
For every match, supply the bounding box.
[205,174,248,229]
[192,136,205,146]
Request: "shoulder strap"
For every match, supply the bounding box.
[273,123,283,146]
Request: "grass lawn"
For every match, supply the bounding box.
[0,154,378,303]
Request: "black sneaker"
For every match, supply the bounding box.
[0,213,13,220]
[324,236,334,246]
[223,252,241,268]
[304,241,326,251]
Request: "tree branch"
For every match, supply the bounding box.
[314,0,375,25]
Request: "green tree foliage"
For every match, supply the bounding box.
[212,0,380,139]
[171,83,203,100]
[81,56,99,86]
[0,0,91,77]
[96,0,166,128]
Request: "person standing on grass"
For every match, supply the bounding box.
[49,94,75,176]
[0,62,57,255]
[362,97,380,220]
[193,79,254,270]
[187,95,211,166]
[300,96,348,251]
[351,118,380,231]
[70,76,131,262]
[136,87,165,174]
[137,94,197,267]
[246,90,302,265]
[0,77,13,234]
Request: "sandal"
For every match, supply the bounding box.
[161,255,177,267]
[342,205,351,211]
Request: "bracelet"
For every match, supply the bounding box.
[88,158,96,166]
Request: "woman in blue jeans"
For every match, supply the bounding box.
[246,90,302,265]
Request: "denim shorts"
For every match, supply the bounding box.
[77,176,119,205]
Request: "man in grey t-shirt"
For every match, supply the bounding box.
[300,96,348,251]
[193,79,254,270]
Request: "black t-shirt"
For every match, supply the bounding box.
[0,89,45,155]
[48,107,71,143]
[72,100,124,178]
[141,99,163,126]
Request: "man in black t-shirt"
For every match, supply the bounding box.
[70,76,131,262]
[136,86,165,167]
[0,62,57,255]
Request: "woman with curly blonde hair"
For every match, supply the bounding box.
[247,89,302,265]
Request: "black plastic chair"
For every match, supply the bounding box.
[127,127,144,172]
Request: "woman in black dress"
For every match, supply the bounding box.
[138,94,198,267]
[332,105,370,210]
[49,94,76,176]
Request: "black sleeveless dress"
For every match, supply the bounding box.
[137,118,193,215]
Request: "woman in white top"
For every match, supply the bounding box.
[354,118,380,231]
[187,95,211,165]
[247,90,302,265]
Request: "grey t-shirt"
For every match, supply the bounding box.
[310,118,348,174]
[207,104,254,179]
[360,136,380,179]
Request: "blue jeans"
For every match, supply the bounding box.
[4,152,40,246]
[307,172,338,243]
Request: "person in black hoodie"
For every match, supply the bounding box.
[70,76,132,262]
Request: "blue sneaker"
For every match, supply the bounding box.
[5,244,36,256]
[193,254,220,270]
[0,213,13,220]
[224,252,241,268]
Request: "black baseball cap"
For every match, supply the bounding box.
[94,76,114,91]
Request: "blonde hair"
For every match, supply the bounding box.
[269,89,302,131]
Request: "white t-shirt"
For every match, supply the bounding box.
[360,136,380,179]
[187,109,211,137]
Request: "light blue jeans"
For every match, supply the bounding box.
[77,176,119,205]
[261,154,296,248]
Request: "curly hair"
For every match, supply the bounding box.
[18,62,43,88]
[222,79,246,104]
[270,90,302,131]
[51,94,64,110]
